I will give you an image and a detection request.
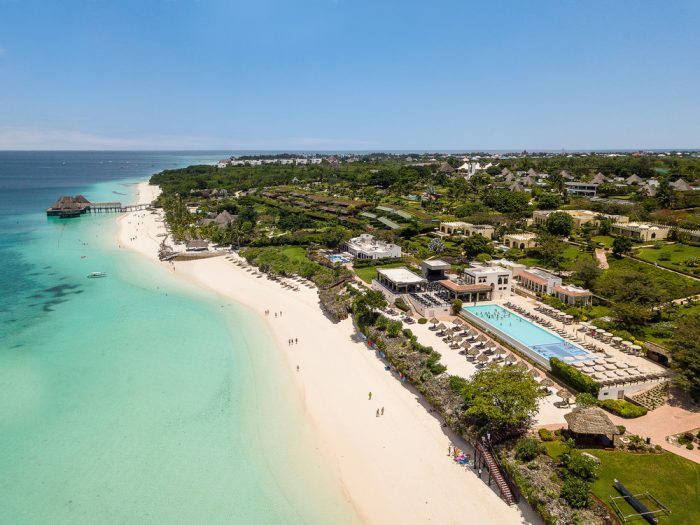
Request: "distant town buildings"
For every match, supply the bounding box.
[565,181,598,197]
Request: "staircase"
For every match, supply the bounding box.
[475,442,517,505]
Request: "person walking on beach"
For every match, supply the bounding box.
[381,406,384,416]
[295,338,298,344]
[368,391,372,400]
[376,409,379,417]
[296,365,299,372]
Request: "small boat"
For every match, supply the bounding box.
[87,272,107,278]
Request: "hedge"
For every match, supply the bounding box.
[550,358,601,396]
[598,399,648,419]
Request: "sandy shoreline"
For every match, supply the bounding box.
[117,182,540,525]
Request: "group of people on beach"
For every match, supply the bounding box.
[264,309,282,318]
[288,338,298,345]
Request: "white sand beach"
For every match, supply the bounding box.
[117,182,541,525]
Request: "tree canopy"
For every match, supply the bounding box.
[452,364,544,433]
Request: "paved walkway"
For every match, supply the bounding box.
[595,248,609,269]
[607,388,700,463]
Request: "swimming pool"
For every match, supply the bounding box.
[328,254,350,264]
[463,304,589,364]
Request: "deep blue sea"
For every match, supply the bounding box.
[0,152,358,524]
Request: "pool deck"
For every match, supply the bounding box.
[381,309,570,427]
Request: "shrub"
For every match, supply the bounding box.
[515,437,542,462]
[598,399,648,418]
[538,428,555,441]
[560,478,591,508]
[402,328,413,338]
[576,393,599,408]
[386,320,402,337]
[563,452,598,481]
[616,425,626,435]
[417,317,428,324]
[426,351,446,375]
[451,298,463,315]
[686,443,694,450]
[550,358,601,396]
[394,297,410,312]
[448,375,469,394]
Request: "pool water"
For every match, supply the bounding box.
[328,255,350,263]
[464,304,589,361]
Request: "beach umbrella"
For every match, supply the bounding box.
[595,328,605,334]
[541,378,555,387]
[612,336,623,342]
[452,335,463,343]
[602,331,613,337]
[453,318,464,326]
[430,317,438,325]
[505,355,517,364]
[515,362,528,371]
[621,341,633,348]
[631,344,642,351]
[477,354,489,363]
[572,361,585,368]
[467,348,480,356]
[557,389,571,401]
[436,323,446,330]
[528,368,541,378]
[495,347,506,356]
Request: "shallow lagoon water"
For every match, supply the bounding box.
[0,153,358,524]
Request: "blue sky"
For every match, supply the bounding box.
[0,0,698,150]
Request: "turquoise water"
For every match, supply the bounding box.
[464,304,589,360]
[0,153,359,524]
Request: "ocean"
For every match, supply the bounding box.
[0,152,359,524]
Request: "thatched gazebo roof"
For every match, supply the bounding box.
[564,408,619,437]
[453,318,464,326]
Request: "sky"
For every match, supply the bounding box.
[0,0,698,151]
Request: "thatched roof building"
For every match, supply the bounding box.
[564,407,619,446]
[47,195,92,217]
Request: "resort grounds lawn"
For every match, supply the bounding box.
[278,245,309,263]
[605,257,700,300]
[517,244,583,271]
[633,243,700,276]
[587,449,700,525]
[354,262,407,284]
[591,235,615,248]
[543,442,700,525]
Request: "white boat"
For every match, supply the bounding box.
[87,272,107,278]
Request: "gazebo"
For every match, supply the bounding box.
[564,407,620,447]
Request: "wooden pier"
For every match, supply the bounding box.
[46,195,150,218]
[87,202,150,214]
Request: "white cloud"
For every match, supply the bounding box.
[0,126,375,150]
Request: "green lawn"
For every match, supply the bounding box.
[605,257,700,300]
[587,449,700,525]
[354,262,407,284]
[634,243,700,275]
[592,235,615,248]
[279,245,309,263]
[517,244,584,270]
[543,441,700,525]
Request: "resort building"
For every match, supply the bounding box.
[565,182,598,197]
[372,267,426,295]
[503,232,538,250]
[421,259,451,281]
[345,234,402,260]
[437,264,512,303]
[372,267,450,317]
[553,284,593,306]
[439,221,495,239]
[488,258,527,277]
[518,268,562,295]
[610,222,671,242]
[532,209,629,229]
